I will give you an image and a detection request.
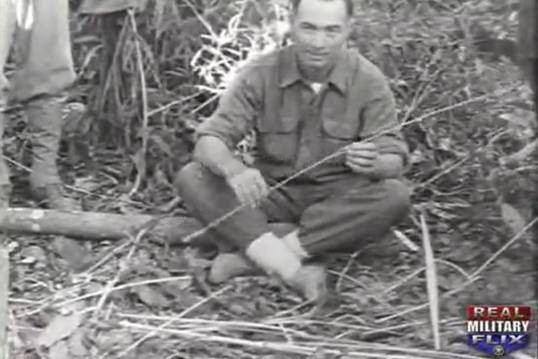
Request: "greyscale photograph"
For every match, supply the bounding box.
[0,0,536,358]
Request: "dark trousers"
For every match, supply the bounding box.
[175,162,411,256]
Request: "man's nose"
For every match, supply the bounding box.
[311,30,327,48]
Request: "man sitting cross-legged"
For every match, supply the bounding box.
[175,0,411,304]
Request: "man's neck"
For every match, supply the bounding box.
[298,62,333,83]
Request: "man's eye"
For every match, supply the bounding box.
[326,27,341,34]
[300,24,316,31]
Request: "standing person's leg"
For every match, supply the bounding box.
[11,0,78,210]
[0,0,16,207]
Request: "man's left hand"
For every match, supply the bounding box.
[344,142,379,175]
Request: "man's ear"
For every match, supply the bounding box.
[287,12,298,38]
[287,10,296,27]
[346,17,356,35]
[344,18,356,42]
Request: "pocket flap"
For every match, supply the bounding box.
[257,115,299,133]
[322,117,358,139]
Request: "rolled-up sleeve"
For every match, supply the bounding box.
[359,73,409,166]
[196,68,262,150]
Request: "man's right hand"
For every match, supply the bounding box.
[225,167,269,208]
[193,136,269,207]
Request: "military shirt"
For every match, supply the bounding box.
[197,45,409,182]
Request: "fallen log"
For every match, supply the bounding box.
[0,208,296,245]
[0,207,206,244]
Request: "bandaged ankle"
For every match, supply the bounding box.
[282,229,309,259]
[245,232,301,281]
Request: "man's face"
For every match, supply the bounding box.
[290,0,351,70]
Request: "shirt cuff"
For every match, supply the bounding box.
[195,130,237,152]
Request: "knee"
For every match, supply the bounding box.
[174,161,205,195]
[382,179,412,221]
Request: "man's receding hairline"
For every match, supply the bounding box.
[290,0,354,17]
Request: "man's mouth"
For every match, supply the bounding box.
[306,52,326,60]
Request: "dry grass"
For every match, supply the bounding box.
[5,216,536,357]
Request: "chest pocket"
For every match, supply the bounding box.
[256,115,300,164]
[321,115,360,164]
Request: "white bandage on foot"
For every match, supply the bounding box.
[245,232,301,281]
[282,229,309,259]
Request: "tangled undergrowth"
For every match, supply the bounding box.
[3,0,537,358]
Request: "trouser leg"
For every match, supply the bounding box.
[175,162,329,302]
[14,0,74,189]
[174,161,303,250]
[0,0,16,189]
[297,177,411,255]
[9,0,79,210]
[10,0,75,102]
[23,93,81,210]
[11,0,74,189]
[26,95,65,188]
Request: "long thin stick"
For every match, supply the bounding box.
[119,321,486,359]
[377,217,537,323]
[470,217,537,278]
[420,213,441,350]
[94,226,148,314]
[127,8,150,198]
[116,285,232,358]
[178,87,515,245]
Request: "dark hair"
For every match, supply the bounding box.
[290,0,354,17]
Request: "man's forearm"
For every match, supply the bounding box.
[374,153,405,179]
[193,135,247,178]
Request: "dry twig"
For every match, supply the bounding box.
[420,213,441,350]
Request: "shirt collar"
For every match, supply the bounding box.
[278,45,349,93]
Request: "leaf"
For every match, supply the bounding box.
[51,237,92,273]
[500,202,526,235]
[132,285,170,308]
[444,239,482,263]
[149,133,173,157]
[7,241,19,253]
[67,330,88,358]
[157,275,193,298]
[49,340,70,359]
[37,311,82,348]
[500,139,537,165]
[20,245,47,263]
[410,148,425,164]
[498,110,536,139]
[73,176,100,192]
[95,329,134,354]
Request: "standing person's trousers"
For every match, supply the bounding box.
[175,162,411,255]
[0,0,76,187]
